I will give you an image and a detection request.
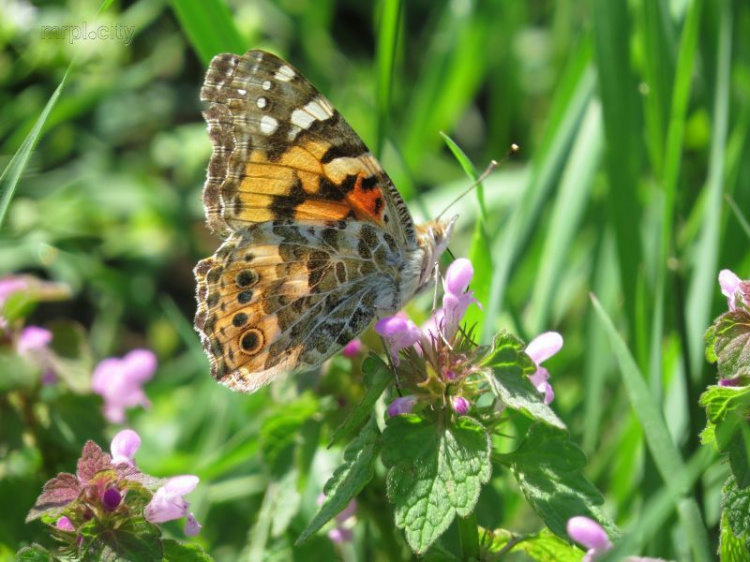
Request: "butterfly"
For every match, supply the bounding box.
[194,49,456,393]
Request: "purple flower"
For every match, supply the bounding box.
[387,395,417,417]
[91,349,157,424]
[17,326,52,354]
[342,339,363,358]
[526,332,563,405]
[144,475,199,525]
[102,487,122,511]
[16,326,56,384]
[719,269,743,311]
[567,517,665,562]
[441,258,479,339]
[0,276,29,308]
[110,429,141,467]
[375,314,422,364]
[184,512,202,536]
[56,516,75,532]
[451,396,470,415]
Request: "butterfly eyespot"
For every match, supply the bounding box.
[236,269,259,288]
[240,328,264,355]
[237,290,254,304]
[232,312,248,327]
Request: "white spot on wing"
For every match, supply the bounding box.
[290,108,316,130]
[259,115,278,135]
[262,80,272,91]
[237,88,247,96]
[304,98,334,121]
[256,97,267,109]
[274,65,296,82]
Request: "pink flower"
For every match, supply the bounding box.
[144,475,199,525]
[56,516,75,532]
[91,349,157,424]
[17,326,56,384]
[0,276,29,308]
[102,487,122,511]
[342,339,363,358]
[317,494,356,544]
[110,429,141,467]
[526,332,563,405]
[184,512,202,536]
[387,395,417,417]
[375,314,421,364]
[450,396,470,415]
[567,517,666,562]
[719,269,743,311]
[17,326,52,354]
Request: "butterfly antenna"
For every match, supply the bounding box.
[437,144,519,220]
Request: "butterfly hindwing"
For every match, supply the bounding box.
[194,219,404,392]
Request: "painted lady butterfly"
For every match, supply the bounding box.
[194,50,455,393]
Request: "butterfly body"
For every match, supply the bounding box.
[195,50,454,392]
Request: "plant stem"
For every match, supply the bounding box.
[457,513,480,560]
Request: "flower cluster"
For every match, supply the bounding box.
[715,269,750,387]
[375,258,563,416]
[29,429,200,555]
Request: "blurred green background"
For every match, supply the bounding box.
[1,0,748,559]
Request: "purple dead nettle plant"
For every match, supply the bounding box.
[567,517,665,562]
[28,429,201,551]
[376,258,563,416]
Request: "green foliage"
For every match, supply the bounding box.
[382,415,491,553]
[480,528,583,561]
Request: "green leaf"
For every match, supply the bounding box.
[329,354,392,446]
[729,425,750,489]
[483,332,565,430]
[700,385,750,425]
[14,545,54,562]
[381,415,491,554]
[481,528,583,561]
[720,511,750,561]
[79,516,162,561]
[297,416,380,544]
[711,310,750,380]
[705,324,719,363]
[162,539,214,562]
[725,474,750,549]
[500,424,614,539]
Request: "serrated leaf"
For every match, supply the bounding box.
[712,310,750,380]
[77,441,112,483]
[297,416,380,544]
[79,516,162,562]
[705,324,718,363]
[14,545,54,562]
[162,539,214,562]
[725,474,750,543]
[502,425,613,539]
[483,333,565,429]
[381,415,491,554]
[700,385,750,424]
[720,511,750,562]
[481,528,583,561]
[26,473,80,522]
[329,354,392,446]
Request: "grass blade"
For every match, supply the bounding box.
[374,0,402,158]
[590,294,713,561]
[0,71,69,229]
[169,0,246,64]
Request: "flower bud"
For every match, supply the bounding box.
[451,396,470,416]
[102,487,122,511]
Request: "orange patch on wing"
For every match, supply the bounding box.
[294,199,352,221]
[346,174,386,223]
